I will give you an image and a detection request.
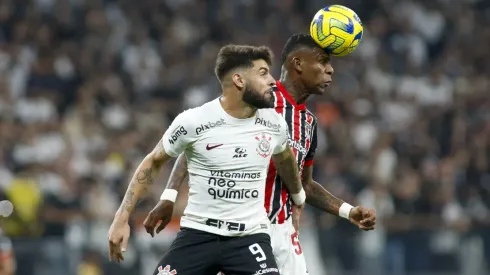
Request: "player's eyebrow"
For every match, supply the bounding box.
[258,67,269,73]
[317,53,330,62]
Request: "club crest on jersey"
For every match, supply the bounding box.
[157,265,177,275]
[255,133,272,158]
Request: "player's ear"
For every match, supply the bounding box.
[232,72,245,89]
[292,57,303,73]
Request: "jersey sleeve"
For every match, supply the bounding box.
[304,122,318,167]
[162,111,194,157]
[273,117,289,155]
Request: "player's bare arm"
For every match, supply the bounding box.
[271,144,303,194]
[143,153,189,236]
[108,140,172,263]
[272,144,306,231]
[301,165,376,231]
[118,140,170,219]
[301,165,343,214]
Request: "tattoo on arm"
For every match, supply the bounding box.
[119,141,169,217]
[302,165,344,215]
[272,145,302,194]
[136,168,155,186]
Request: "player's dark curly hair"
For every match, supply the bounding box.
[281,34,323,64]
[215,45,273,82]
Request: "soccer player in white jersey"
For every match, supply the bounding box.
[108,44,307,275]
[144,34,377,275]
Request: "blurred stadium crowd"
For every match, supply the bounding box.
[0,0,489,274]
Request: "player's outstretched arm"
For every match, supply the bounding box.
[143,153,189,236]
[108,140,172,262]
[302,165,376,231]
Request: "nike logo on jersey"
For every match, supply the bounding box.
[206,144,223,150]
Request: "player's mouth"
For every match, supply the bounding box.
[323,81,332,88]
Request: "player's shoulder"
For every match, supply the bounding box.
[176,99,220,123]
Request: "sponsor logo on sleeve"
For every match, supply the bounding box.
[168,126,187,145]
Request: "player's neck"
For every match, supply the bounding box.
[219,95,257,119]
[279,76,310,105]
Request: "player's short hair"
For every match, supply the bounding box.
[281,33,324,64]
[215,45,273,82]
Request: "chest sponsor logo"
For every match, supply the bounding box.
[289,139,308,155]
[207,170,261,200]
[233,147,247,158]
[255,117,280,132]
[195,118,225,135]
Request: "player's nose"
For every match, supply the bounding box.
[267,75,275,87]
[326,63,334,76]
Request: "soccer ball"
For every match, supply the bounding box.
[310,5,363,56]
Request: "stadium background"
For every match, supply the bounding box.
[0,0,489,274]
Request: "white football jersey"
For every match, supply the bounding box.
[162,98,289,236]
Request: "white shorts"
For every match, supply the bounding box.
[270,218,308,275]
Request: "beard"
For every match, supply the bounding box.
[242,85,274,109]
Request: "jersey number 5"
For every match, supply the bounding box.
[249,243,267,262]
[291,232,303,255]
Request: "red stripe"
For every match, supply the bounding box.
[274,91,284,114]
[264,162,277,214]
[278,106,302,223]
[306,113,313,124]
[278,187,288,223]
[305,113,312,166]
[265,92,284,214]
[304,159,314,167]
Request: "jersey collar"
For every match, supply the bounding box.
[275,81,306,111]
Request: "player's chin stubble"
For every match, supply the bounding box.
[242,86,274,109]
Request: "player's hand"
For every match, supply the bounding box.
[108,220,130,263]
[291,203,305,232]
[143,200,174,237]
[349,206,376,231]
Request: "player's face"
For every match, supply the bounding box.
[299,47,334,95]
[242,60,275,109]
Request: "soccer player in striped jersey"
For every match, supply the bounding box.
[144,34,377,275]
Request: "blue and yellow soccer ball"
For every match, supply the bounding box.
[310,5,363,56]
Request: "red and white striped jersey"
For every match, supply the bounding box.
[265,81,318,224]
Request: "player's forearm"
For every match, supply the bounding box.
[304,180,344,216]
[166,153,188,191]
[116,155,165,222]
[272,146,302,194]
